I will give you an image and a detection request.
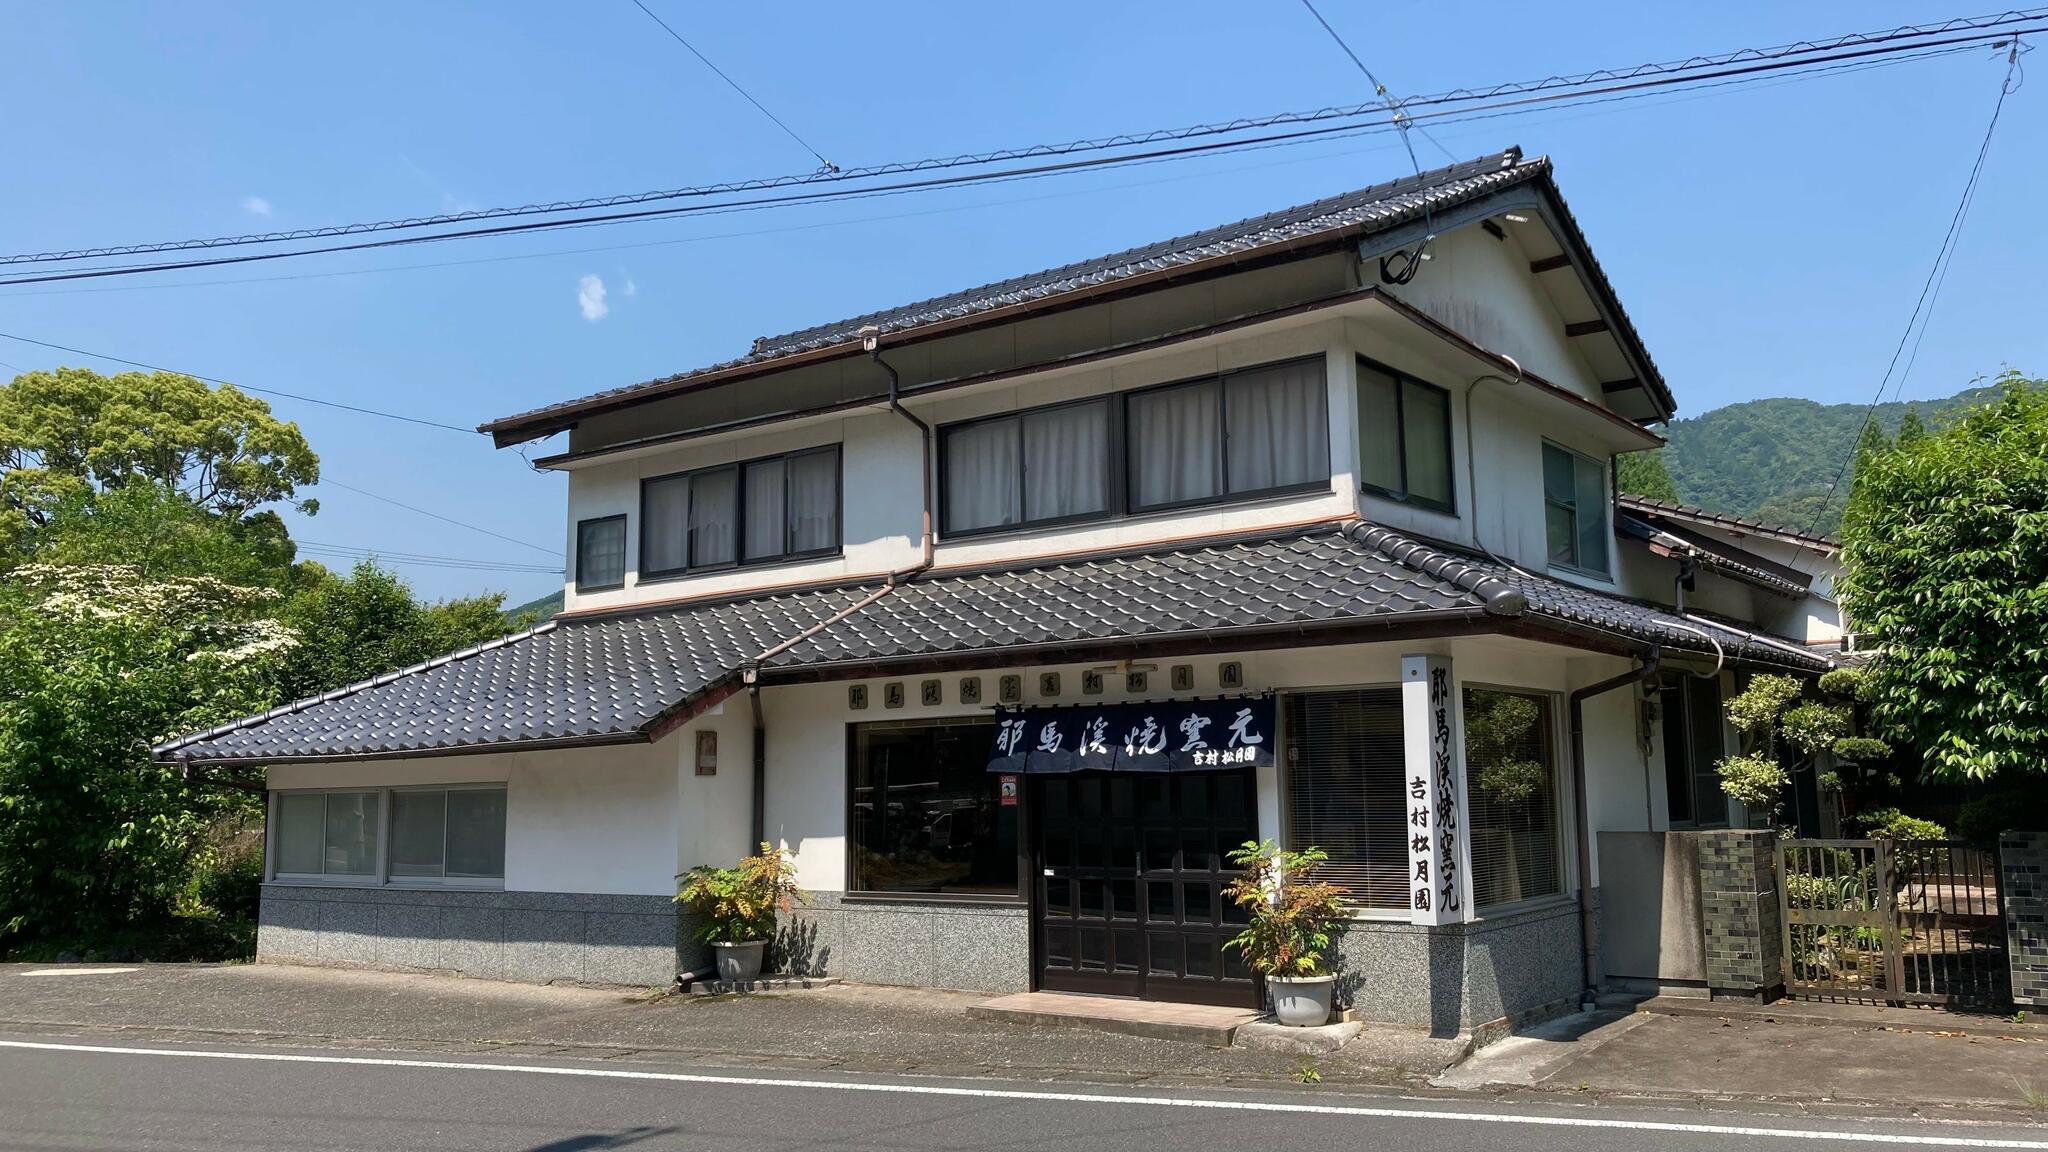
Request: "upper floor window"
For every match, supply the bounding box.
[1542,442,1610,575]
[1356,358,1454,513]
[938,356,1329,538]
[575,515,627,592]
[642,446,841,580]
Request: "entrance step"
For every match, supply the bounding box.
[968,991,1264,1045]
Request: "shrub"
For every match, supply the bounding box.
[1831,736,1893,763]
[1222,840,1347,978]
[1780,702,1853,757]
[1726,674,1803,735]
[676,843,804,945]
[1853,808,1948,842]
[1818,668,1875,703]
[1716,753,1788,810]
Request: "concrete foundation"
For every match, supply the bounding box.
[776,891,1032,994]
[1327,898,1583,1037]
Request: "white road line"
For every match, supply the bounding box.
[0,1038,2038,1148]
[17,968,141,977]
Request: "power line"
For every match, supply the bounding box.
[5,22,2038,291]
[1802,39,2024,537]
[0,330,478,434]
[295,538,563,574]
[1297,0,1457,165]
[626,0,835,172]
[317,479,562,558]
[4,9,2039,270]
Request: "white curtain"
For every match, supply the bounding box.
[944,418,1020,532]
[689,467,738,566]
[1225,360,1327,493]
[787,450,838,553]
[1130,381,1220,508]
[1022,400,1108,521]
[743,459,786,561]
[642,476,689,574]
[1400,380,1452,507]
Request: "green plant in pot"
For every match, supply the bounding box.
[1224,839,1347,1027]
[676,842,804,984]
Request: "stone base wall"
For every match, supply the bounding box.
[2004,832,2048,1006]
[776,891,1030,994]
[1694,829,1783,1001]
[258,884,691,986]
[1328,897,1582,1037]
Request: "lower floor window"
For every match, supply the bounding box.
[850,719,1018,896]
[1283,688,1408,909]
[1463,687,1563,907]
[1661,675,1728,828]
[272,786,506,884]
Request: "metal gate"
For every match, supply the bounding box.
[1778,838,2008,1007]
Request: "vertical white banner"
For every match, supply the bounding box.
[1402,654,1468,926]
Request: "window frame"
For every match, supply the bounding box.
[934,354,1333,539]
[1541,440,1612,578]
[936,395,1120,540]
[1355,355,1457,515]
[842,717,1027,905]
[1278,684,1412,917]
[639,444,844,583]
[1660,675,1731,830]
[267,784,507,889]
[574,514,628,593]
[1460,683,1571,915]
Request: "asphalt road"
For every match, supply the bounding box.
[3,1033,2047,1152]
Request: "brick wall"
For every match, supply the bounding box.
[1694,829,1783,1001]
[2004,831,2048,1007]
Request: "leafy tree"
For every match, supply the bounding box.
[0,367,318,546]
[1841,374,2048,782]
[0,563,293,955]
[1716,670,1893,826]
[1616,447,1679,501]
[23,482,294,586]
[276,561,533,701]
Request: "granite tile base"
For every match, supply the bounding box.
[1328,898,1583,1038]
[258,885,696,987]
[776,891,1029,994]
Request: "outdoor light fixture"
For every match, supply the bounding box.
[1503,213,1530,223]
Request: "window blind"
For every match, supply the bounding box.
[1283,689,1407,909]
[1463,687,1563,908]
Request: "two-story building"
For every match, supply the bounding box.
[156,147,1838,1036]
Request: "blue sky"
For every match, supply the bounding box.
[2,2,2039,603]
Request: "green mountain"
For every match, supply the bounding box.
[1650,384,2000,537]
[504,589,563,623]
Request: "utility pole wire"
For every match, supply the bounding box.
[1296,0,1457,165]
[319,479,563,558]
[627,0,836,173]
[4,8,2039,268]
[0,330,478,435]
[1802,38,2024,538]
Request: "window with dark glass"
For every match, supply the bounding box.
[1543,442,1610,574]
[941,399,1110,536]
[1128,359,1329,512]
[1661,676,1728,828]
[641,447,840,579]
[575,515,626,591]
[1283,688,1407,909]
[849,718,1018,896]
[1464,687,1563,908]
[1356,359,1454,512]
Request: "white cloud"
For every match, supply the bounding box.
[242,195,272,217]
[577,274,609,322]
[622,278,638,298]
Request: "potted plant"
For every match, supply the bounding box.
[675,842,804,984]
[1223,839,1347,1027]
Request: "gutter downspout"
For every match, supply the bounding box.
[739,326,940,846]
[1567,645,1661,1010]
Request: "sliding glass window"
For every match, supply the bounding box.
[1356,358,1454,513]
[642,446,841,580]
[941,399,1111,537]
[1129,358,1329,513]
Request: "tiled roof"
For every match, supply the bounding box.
[483,145,1672,441]
[155,523,1826,766]
[1615,511,1810,598]
[1617,495,1839,553]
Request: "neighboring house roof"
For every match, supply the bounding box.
[482,147,1675,446]
[1615,511,1810,598]
[1617,495,1839,555]
[154,523,1826,767]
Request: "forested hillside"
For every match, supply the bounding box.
[1641,384,1998,536]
